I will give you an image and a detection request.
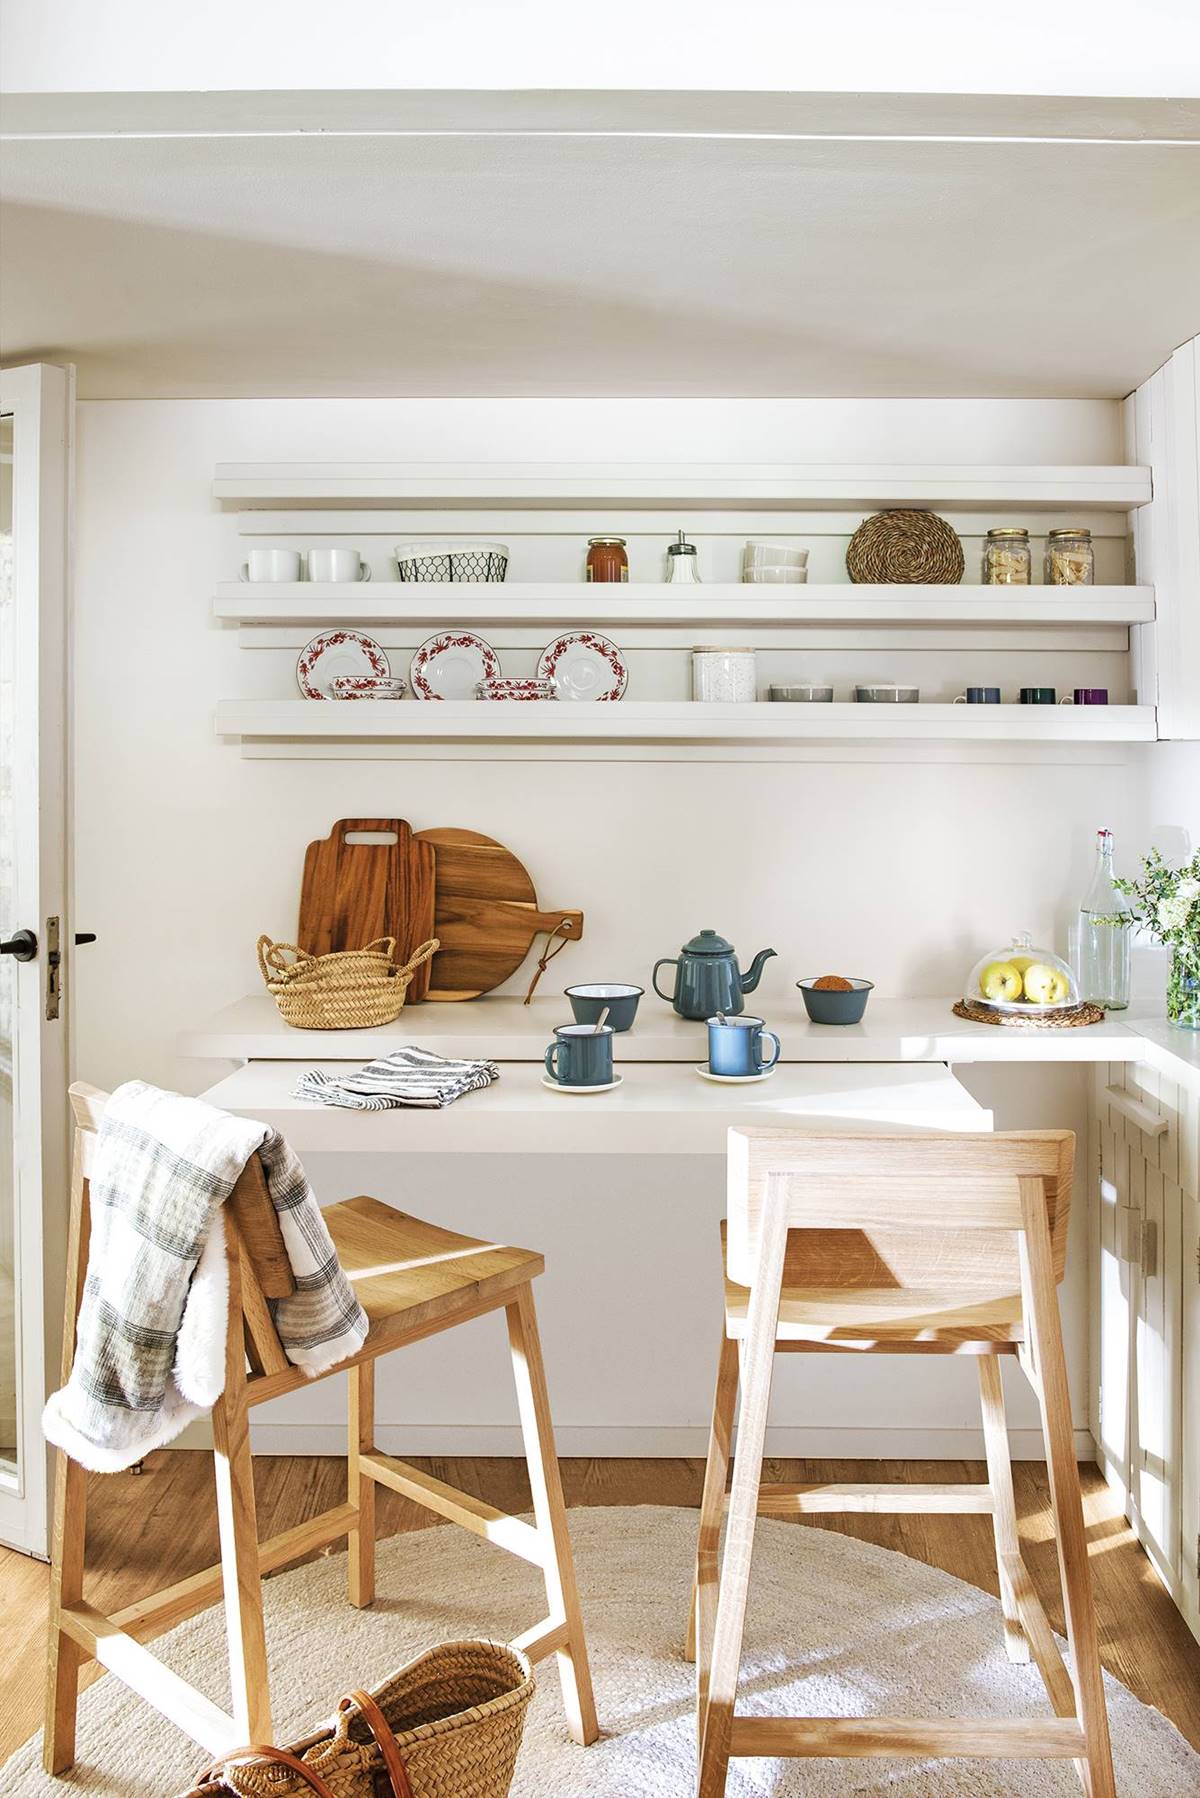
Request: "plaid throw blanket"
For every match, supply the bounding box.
[295,1047,500,1111]
[43,1081,369,1473]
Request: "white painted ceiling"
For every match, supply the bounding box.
[2,92,1199,399]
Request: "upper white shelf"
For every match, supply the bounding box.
[212,462,1153,512]
[216,700,1158,745]
[214,581,1155,629]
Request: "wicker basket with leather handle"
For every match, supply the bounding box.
[186,1640,534,1798]
[257,935,438,1030]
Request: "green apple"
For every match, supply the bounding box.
[1022,962,1070,1005]
[979,960,1023,1002]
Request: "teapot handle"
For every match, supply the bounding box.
[651,958,678,1001]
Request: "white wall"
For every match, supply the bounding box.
[6,1,1199,97]
[71,394,1147,1455]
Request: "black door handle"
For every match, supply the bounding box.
[1,929,38,961]
[74,932,97,946]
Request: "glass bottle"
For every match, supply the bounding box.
[1077,828,1131,1009]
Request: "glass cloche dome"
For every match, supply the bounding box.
[965,931,1078,1015]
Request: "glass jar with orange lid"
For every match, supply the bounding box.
[586,537,628,582]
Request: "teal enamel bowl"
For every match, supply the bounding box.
[565,983,644,1033]
[797,977,873,1025]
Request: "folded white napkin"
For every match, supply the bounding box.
[295,1047,500,1111]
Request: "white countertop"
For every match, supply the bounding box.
[179,992,1200,1094]
[198,1059,989,1154]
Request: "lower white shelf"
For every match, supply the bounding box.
[215,700,1158,745]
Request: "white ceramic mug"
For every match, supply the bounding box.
[240,548,303,583]
[307,548,371,583]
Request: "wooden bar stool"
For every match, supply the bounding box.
[687,1127,1116,1798]
[44,1083,598,1774]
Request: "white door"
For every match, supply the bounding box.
[0,363,72,1556]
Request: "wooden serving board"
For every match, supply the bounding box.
[414,827,584,1001]
[298,818,437,1001]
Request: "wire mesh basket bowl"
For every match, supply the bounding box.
[394,541,509,582]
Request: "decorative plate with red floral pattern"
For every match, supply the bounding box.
[296,630,391,700]
[410,631,502,700]
[536,631,628,701]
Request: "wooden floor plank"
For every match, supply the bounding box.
[2,1453,1197,1764]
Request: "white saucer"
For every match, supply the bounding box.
[542,1073,624,1095]
[694,1065,777,1085]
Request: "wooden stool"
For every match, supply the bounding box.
[44,1083,597,1773]
[688,1127,1116,1798]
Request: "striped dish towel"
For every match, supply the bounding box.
[294,1047,500,1111]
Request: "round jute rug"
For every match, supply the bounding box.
[6,1506,1197,1796]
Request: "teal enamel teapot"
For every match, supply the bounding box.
[652,929,777,1020]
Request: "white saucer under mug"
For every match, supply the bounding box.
[541,1073,624,1095]
[693,1065,777,1085]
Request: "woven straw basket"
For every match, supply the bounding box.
[186,1640,534,1798]
[257,935,438,1030]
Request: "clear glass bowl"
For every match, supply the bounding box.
[966,931,1078,1014]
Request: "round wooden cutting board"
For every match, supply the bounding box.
[414,827,584,1001]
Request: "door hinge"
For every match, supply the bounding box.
[45,914,61,1021]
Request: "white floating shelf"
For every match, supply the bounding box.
[216,700,1157,746]
[213,462,1152,512]
[214,581,1155,630]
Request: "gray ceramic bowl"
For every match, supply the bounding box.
[797,977,874,1025]
[565,983,644,1033]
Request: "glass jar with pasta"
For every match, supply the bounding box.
[1044,528,1094,585]
[981,527,1031,584]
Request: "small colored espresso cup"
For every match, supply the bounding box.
[953,687,1001,705]
[1020,687,1057,705]
[706,1015,782,1077]
[544,1023,614,1087]
[1059,688,1109,706]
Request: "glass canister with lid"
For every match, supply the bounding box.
[586,537,629,582]
[965,931,1079,1015]
[981,527,1031,584]
[1044,528,1094,585]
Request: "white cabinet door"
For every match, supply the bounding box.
[1095,1062,1187,1601]
[1178,1085,1200,1641]
[1093,1064,1135,1502]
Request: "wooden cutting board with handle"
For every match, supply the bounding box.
[298,818,437,1002]
[414,827,584,1001]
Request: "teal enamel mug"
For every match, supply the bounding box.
[544,1023,614,1087]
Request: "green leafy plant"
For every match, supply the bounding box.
[1112,847,1200,1027]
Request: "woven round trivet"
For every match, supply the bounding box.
[953,998,1106,1029]
[846,508,965,584]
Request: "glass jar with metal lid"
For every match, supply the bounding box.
[1045,528,1094,585]
[981,527,1031,585]
[586,537,628,582]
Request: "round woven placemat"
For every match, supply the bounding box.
[846,508,964,584]
[953,998,1105,1029]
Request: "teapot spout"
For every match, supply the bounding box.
[740,947,778,993]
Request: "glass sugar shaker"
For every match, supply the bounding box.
[666,529,701,583]
[1045,528,1094,585]
[982,527,1031,585]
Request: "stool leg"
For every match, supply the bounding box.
[1018,1177,1116,1798]
[686,1330,739,1703]
[697,1201,787,1798]
[43,1452,88,1774]
[212,1230,272,1746]
[507,1283,599,1747]
[348,1360,376,1608]
[977,1356,1029,1662]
